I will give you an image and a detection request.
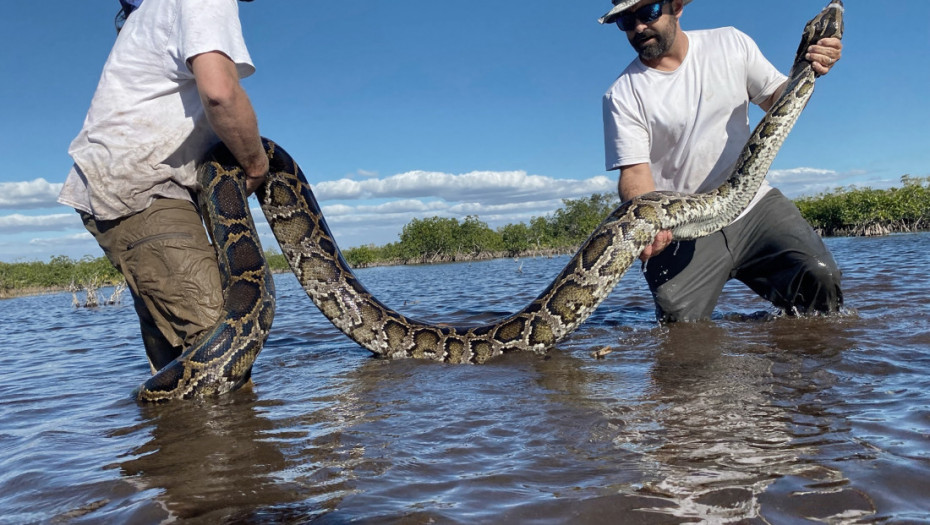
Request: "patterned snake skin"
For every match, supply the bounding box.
[133,0,843,401]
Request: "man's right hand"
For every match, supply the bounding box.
[244,171,268,195]
[640,230,673,261]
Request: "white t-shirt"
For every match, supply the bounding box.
[602,27,786,218]
[58,0,255,220]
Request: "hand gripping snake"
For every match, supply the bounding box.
[133,1,844,401]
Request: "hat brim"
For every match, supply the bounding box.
[598,0,692,25]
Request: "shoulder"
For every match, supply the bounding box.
[689,27,756,48]
[604,59,647,101]
[175,0,252,71]
[693,26,753,41]
[179,0,242,20]
[687,26,763,64]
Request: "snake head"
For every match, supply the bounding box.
[793,0,845,76]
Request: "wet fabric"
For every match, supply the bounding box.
[643,189,843,321]
[80,198,223,372]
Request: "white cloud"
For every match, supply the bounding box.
[314,170,614,204]
[0,179,64,210]
[0,213,78,233]
[243,171,616,248]
[0,231,100,263]
[766,167,873,198]
[446,198,565,216]
[28,232,94,246]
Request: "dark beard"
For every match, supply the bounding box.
[630,27,674,62]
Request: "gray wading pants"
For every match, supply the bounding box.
[81,198,223,373]
[643,189,843,322]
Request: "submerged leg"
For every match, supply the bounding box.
[728,190,843,314]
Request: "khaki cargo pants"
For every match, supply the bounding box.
[81,198,223,373]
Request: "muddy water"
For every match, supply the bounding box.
[1,233,928,523]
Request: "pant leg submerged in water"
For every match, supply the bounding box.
[81,198,224,372]
[643,189,842,321]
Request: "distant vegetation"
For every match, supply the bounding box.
[340,193,619,267]
[794,175,930,236]
[0,255,122,298]
[3,177,928,297]
[0,194,615,298]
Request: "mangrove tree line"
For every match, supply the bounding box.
[3,176,929,296]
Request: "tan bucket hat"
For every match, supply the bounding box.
[598,0,692,25]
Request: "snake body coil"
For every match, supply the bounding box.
[133,1,843,401]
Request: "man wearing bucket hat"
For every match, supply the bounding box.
[600,0,843,321]
[58,0,268,374]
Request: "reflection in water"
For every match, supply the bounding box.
[641,323,804,520]
[626,321,875,522]
[120,390,302,521]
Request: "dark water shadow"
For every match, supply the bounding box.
[115,389,310,523]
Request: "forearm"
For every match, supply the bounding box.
[618,162,672,260]
[191,52,268,184]
[201,87,267,178]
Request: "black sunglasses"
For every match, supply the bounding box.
[615,0,673,32]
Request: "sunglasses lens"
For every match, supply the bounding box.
[616,14,636,31]
[615,1,665,31]
[641,3,664,22]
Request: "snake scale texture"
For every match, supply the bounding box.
[133,0,843,401]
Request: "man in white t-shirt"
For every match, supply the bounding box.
[58,0,268,372]
[599,0,844,321]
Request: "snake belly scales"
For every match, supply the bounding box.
[133,1,844,401]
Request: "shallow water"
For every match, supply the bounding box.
[1,233,929,523]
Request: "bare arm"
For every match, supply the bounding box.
[619,162,656,202]
[190,51,268,194]
[759,82,787,113]
[760,37,843,112]
[619,162,673,261]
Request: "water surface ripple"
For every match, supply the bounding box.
[1,234,928,523]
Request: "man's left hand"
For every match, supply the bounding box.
[806,37,842,76]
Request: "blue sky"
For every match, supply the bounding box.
[1,0,927,263]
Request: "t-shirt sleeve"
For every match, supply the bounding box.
[602,81,651,172]
[178,0,255,78]
[734,28,787,106]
